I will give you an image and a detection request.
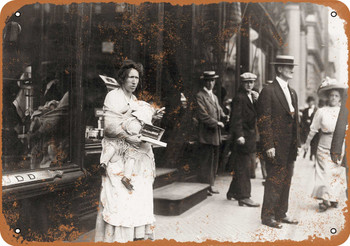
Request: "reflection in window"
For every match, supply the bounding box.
[3,65,70,172]
[2,5,72,172]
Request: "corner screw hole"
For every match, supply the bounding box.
[331,11,337,17]
[330,228,337,234]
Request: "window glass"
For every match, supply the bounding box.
[3,5,73,172]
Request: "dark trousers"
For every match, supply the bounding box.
[198,143,219,186]
[250,154,257,178]
[227,152,255,199]
[260,158,267,179]
[261,153,295,221]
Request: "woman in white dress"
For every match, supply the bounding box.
[94,60,163,242]
[303,77,348,212]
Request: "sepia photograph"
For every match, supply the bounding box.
[1,0,349,244]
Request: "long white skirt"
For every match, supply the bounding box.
[94,203,155,243]
[95,155,156,242]
[311,146,347,202]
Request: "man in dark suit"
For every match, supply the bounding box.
[196,71,227,195]
[257,55,300,229]
[300,96,318,160]
[300,96,316,143]
[226,72,260,207]
[331,93,348,163]
[331,93,348,197]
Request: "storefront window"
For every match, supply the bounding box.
[2,5,73,173]
[2,67,71,172]
[2,2,243,173]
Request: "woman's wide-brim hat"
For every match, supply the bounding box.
[270,55,298,66]
[200,71,219,80]
[317,77,348,98]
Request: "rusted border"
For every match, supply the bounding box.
[0,0,349,245]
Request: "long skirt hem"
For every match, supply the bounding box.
[94,205,155,243]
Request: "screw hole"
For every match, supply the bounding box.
[330,228,337,234]
[15,228,21,234]
[14,11,21,17]
[331,11,337,17]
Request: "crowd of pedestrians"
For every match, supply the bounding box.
[95,55,348,242]
[194,55,348,229]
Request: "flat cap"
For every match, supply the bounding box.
[240,72,257,81]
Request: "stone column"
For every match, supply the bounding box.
[299,28,307,105]
[284,3,302,106]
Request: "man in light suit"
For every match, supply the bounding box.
[257,55,300,229]
[196,71,227,195]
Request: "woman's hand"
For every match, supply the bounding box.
[152,107,165,122]
[125,134,142,148]
[98,163,107,177]
[302,144,309,154]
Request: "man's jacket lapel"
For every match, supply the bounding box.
[273,80,291,114]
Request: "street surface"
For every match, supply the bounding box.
[76,156,348,243]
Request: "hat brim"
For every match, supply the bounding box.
[200,75,219,79]
[318,84,348,97]
[270,62,298,66]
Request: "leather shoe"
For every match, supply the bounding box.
[121,176,134,191]
[238,198,260,207]
[262,219,282,229]
[277,216,298,224]
[208,187,219,194]
[330,201,338,208]
[226,193,236,200]
[318,202,330,212]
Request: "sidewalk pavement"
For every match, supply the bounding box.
[75,156,347,243]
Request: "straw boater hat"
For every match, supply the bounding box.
[317,77,348,98]
[200,71,219,80]
[270,55,298,66]
[240,72,257,81]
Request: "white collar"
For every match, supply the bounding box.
[203,86,213,95]
[276,76,289,89]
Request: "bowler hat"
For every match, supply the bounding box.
[240,72,257,81]
[200,71,219,80]
[270,55,298,66]
[318,77,348,98]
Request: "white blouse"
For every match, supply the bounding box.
[306,106,340,150]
